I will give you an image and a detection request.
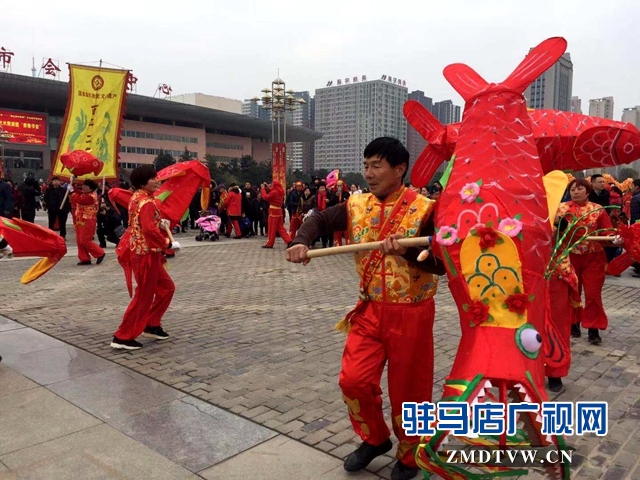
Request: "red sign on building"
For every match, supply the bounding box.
[0,110,48,145]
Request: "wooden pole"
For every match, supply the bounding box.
[305,237,431,259]
[304,235,618,259]
[60,175,75,208]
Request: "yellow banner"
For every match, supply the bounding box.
[51,64,128,181]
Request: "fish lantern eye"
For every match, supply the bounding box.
[516,324,542,359]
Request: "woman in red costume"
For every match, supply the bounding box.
[556,178,622,345]
[111,165,180,350]
[328,180,349,246]
[69,179,105,266]
[261,180,291,248]
[221,183,243,238]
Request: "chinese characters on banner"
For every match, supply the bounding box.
[0,110,48,145]
[271,143,286,188]
[41,58,61,79]
[0,47,14,71]
[50,64,129,181]
[126,72,138,93]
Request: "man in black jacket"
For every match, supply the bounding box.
[43,177,70,239]
[0,178,13,218]
[589,174,611,207]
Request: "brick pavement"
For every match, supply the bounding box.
[1,236,639,479]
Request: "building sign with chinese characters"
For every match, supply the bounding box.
[326,75,367,87]
[325,75,406,87]
[41,58,61,79]
[0,110,48,145]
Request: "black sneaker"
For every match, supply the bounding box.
[110,336,143,350]
[548,377,564,392]
[96,254,106,265]
[142,326,170,340]
[588,329,602,345]
[571,324,581,338]
[77,260,91,265]
[391,460,419,480]
[344,439,392,472]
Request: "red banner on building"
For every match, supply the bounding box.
[272,143,287,187]
[0,110,48,145]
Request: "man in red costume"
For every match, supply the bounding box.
[69,179,105,266]
[261,180,291,248]
[111,165,181,350]
[286,137,444,480]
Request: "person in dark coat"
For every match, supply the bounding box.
[189,189,202,229]
[241,182,258,236]
[0,178,14,218]
[97,199,123,247]
[7,180,23,219]
[43,177,71,239]
[18,178,41,223]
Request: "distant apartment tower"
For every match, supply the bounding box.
[570,96,582,114]
[285,91,312,173]
[406,91,433,173]
[314,78,408,173]
[622,106,640,129]
[589,97,614,119]
[241,100,271,121]
[432,100,461,126]
[309,97,316,171]
[170,93,242,114]
[524,52,573,111]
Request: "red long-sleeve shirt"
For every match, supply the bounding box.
[222,189,242,216]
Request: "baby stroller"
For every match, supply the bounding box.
[195,212,221,241]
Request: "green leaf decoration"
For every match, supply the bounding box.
[528,295,535,301]
[475,197,484,204]
[470,229,478,236]
[455,238,461,243]
[486,221,494,228]
[514,286,522,294]
[476,179,483,186]
[502,303,509,309]
[439,155,456,189]
[482,298,490,305]
[470,321,475,327]
[517,232,524,241]
[496,237,504,245]
[462,304,470,312]
[451,224,458,229]
[514,214,523,220]
[487,315,494,322]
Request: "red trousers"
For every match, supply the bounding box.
[75,219,104,262]
[545,277,575,378]
[289,214,302,239]
[339,299,435,467]
[265,214,291,247]
[571,251,608,330]
[114,253,175,340]
[226,219,242,238]
[334,231,348,246]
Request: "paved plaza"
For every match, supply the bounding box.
[1,216,640,479]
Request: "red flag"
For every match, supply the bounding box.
[0,217,67,284]
[156,161,211,224]
[108,187,133,210]
[60,150,104,177]
[607,223,640,276]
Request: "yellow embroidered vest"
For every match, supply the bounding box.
[347,187,438,303]
[129,190,162,255]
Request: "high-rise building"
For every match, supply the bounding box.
[241,100,271,121]
[432,100,461,126]
[570,96,582,114]
[285,91,312,173]
[589,97,614,119]
[170,93,242,114]
[524,52,573,111]
[314,78,408,173]
[406,91,433,173]
[622,106,640,129]
[309,96,315,172]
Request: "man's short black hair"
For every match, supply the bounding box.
[51,176,60,181]
[591,174,604,181]
[633,179,640,189]
[83,179,99,191]
[364,137,410,179]
[130,165,157,190]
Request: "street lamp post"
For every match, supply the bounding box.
[251,76,305,187]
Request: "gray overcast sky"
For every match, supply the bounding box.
[3,0,639,119]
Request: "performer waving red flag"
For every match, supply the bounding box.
[261,180,291,248]
[111,165,180,350]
